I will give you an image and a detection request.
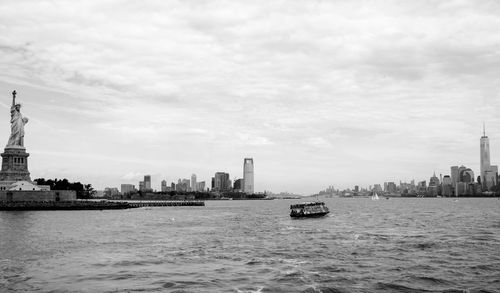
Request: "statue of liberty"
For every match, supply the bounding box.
[7,90,29,147]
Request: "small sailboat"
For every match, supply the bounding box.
[371,192,379,200]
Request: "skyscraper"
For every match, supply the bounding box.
[429,172,440,186]
[214,172,230,191]
[480,124,491,189]
[144,175,152,191]
[450,166,459,185]
[191,174,197,192]
[428,172,440,196]
[197,181,206,192]
[175,179,190,191]
[458,165,474,183]
[387,182,397,194]
[484,166,498,190]
[243,158,254,194]
[442,175,452,197]
[234,178,244,191]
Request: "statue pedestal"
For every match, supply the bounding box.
[0,146,31,184]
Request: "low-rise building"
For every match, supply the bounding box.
[104,187,120,197]
[121,184,136,195]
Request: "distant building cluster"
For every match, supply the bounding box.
[327,126,499,197]
[383,127,498,197]
[208,158,254,193]
[317,185,337,196]
[105,158,255,198]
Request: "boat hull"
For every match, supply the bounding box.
[290,211,329,218]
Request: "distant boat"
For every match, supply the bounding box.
[371,193,379,200]
[290,202,329,218]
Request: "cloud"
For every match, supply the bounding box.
[120,172,145,181]
[0,0,499,193]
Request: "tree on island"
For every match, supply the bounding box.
[33,178,96,199]
[83,184,97,198]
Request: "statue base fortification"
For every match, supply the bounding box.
[0,91,57,201]
[0,146,31,187]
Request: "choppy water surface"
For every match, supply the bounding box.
[1,198,499,292]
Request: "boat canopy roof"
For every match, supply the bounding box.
[290,202,325,209]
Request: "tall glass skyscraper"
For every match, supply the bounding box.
[243,158,254,194]
[480,124,491,189]
[191,174,197,192]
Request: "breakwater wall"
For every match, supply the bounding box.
[0,200,130,211]
[0,200,205,211]
[115,200,205,208]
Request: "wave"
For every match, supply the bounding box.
[469,263,499,271]
[411,276,455,286]
[375,281,434,292]
[414,242,437,250]
[300,287,348,293]
[235,286,264,293]
[316,265,348,273]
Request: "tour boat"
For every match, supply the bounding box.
[290,201,329,218]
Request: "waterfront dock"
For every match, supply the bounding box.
[117,200,205,208]
[0,200,205,211]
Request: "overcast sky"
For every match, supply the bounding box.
[0,0,499,194]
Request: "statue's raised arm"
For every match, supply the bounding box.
[6,90,28,148]
[11,90,16,108]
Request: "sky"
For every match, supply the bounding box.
[0,0,499,194]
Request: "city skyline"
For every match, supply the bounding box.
[1,1,500,194]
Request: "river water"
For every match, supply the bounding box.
[1,198,499,292]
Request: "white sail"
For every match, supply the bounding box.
[372,193,379,200]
